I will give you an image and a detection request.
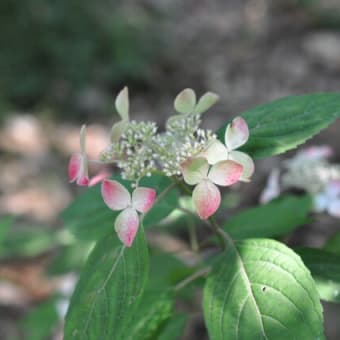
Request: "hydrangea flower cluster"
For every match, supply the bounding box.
[260,145,340,218]
[68,87,254,246]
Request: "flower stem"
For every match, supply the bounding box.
[174,267,211,291]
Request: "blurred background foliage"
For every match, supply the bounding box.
[0,0,164,119]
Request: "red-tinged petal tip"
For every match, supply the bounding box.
[229,151,255,182]
[225,116,249,150]
[101,179,131,211]
[114,208,139,247]
[192,180,221,219]
[208,160,243,186]
[132,187,156,213]
[76,175,90,186]
[68,153,82,182]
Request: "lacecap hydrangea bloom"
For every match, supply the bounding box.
[68,87,254,246]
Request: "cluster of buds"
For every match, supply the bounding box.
[260,146,340,218]
[68,87,254,246]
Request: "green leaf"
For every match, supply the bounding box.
[203,239,324,340]
[158,313,188,340]
[0,226,57,258]
[296,247,340,303]
[123,290,174,340]
[217,93,340,158]
[47,241,93,275]
[224,195,312,239]
[21,297,59,340]
[62,184,118,240]
[62,174,179,241]
[0,216,13,244]
[324,232,340,255]
[120,252,193,339]
[136,175,179,227]
[64,227,149,339]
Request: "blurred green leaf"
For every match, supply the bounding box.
[0,216,13,244]
[203,239,324,339]
[296,247,340,303]
[64,227,149,339]
[217,93,340,158]
[123,290,174,340]
[48,241,93,276]
[158,313,188,340]
[324,232,340,255]
[224,195,312,239]
[0,226,57,258]
[0,0,160,111]
[21,297,59,340]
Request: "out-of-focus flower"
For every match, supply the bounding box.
[314,180,340,218]
[181,157,243,219]
[260,145,340,219]
[260,168,281,204]
[200,117,254,182]
[101,180,156,246]
[68,126,110,187]
[68,125,89,186]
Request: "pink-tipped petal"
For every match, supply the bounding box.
[225,117,249,150]
[208,160,243,186]
[76,154,89,186]
[68,153,82,182]
[199,140,228,165]
[229,150,255,182]
[101,180,131,210]
[76,173,89,186]
[88,169,111,187]
[114,208,139,247]
[328,199,340,218]
[192,180,221,219]
[181,157,209,185]
[132,187,156,213]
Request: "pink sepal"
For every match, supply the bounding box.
[208,160,243,186]
[101,179,131,210]
[192,180,221,220]
[132,187,156,213]
[114,208,139,247]
[225,117,249,151]
[68,152,89,186]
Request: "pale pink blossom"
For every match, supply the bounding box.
[200,117,254,182]
[68,125,89,186]
[68,125,110,187]
[181,157,243,219]
[101,180,156,246]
